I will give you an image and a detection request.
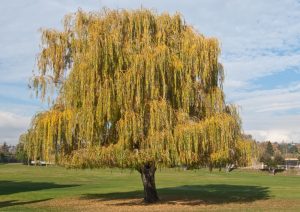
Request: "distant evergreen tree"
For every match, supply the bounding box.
[0,142,10,163]
[0,152,6,163]
[259,153,271,165]
[0,142,9,154]
[274,154,285,165]
[287,144,298,154]
[265,141,274,156]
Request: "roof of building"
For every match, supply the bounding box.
[285,158,299,161]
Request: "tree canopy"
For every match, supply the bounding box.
[23,8,253,202]
[265,141,274,156]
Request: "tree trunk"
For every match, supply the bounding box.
[209,164,213,172]
[139,163,159,203]
[226,163,235,172]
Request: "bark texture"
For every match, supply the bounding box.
[139,163,159,203]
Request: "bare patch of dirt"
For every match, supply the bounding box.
[31,197,300,212]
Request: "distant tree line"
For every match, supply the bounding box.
[0,139,28,164]
[258,141,300,168]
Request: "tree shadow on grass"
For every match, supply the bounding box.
[0,181,78,208]
[0,180,78,196]
[0,199,52,208]
[82,184,270,206]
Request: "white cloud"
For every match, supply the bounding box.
[247,129,300,143]
[0,111,30,128]
[235,83,300,142]
[234,83,300,112]
[223,54,300,90]
[0,111,31,144]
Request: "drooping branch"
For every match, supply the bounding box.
[24,8,251,170]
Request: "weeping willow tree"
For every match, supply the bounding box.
[24,9,252,203]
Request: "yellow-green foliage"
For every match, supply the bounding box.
[25,9,251,169]
[236,138,258,167]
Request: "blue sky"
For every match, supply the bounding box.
[1,0,300,144]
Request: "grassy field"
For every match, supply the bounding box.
[0,163,300,211]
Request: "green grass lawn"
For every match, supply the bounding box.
[0,163,300,211]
